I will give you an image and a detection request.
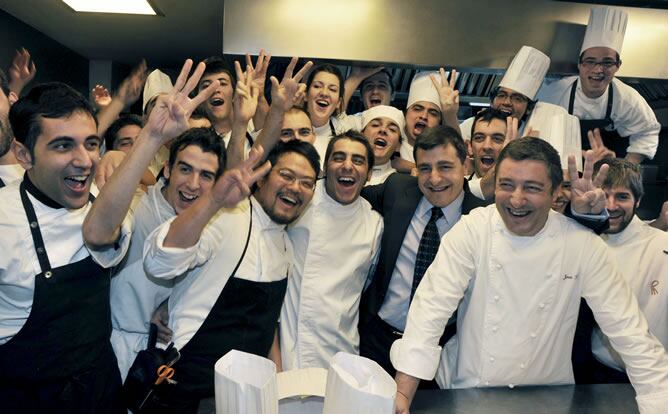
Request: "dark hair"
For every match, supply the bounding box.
[471,108,509,138]
[9,82,97,158]
[104,114,143,150]
[286,105,311,119]
[413,125,467,165]
[265,140,321,180]
[578,51,621,65]
[360,68,394,94]
[594,157,643,201]
[489,86,536,121]
[190,106,211,121]
[306,64,345,114]
[166,127,226,183]
[0,68,9,96]
[201,56,236,90]
[495,137,563,192]
[324,129,375,170]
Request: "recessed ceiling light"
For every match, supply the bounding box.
[61,0,158,15]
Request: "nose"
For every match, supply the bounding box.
[429,168,441,185]
[509,187,526,208]
[72,145,94,170]
[605,193,616,210]
[187,173,201,190]
[481,137,493,150]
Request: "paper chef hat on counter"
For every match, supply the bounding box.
[214,350,278,414]
[143,69,173,113]
[498,46,550,101]
[361,105,406,132]
[580,7,628,55]
[525,102,583,171]
[406,71,441,110]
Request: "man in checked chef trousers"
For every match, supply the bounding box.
[391,137,668,414]
[537,6,660,164]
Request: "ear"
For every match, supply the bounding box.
[162,160,170,179]
[12,140,33,170]
[8,91,18,106]
[467,140,473,158]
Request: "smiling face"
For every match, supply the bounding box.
[361,72,392,109]
[495,158,557,236]
[492,87,529,120]
[280,110,315,144]
[254,152,317,225]
[325,138,370,205]
[17,111,100,209]
[198,71,234,124]
[578,47,620,99]
[362,116,401,165]
[112,124,142,153]
[551,169,571,213]
[415,143,465,208]
[163,145,219,215]
[603,185,638,234]
[470,118,507,177]
[405,101,442,145]
[307,71,341,127]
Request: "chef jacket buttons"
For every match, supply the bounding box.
[530,332,537,338]
[485,381,490,386]
[30,221,38,229]
[494,295,500,302]
[45,271,52,278]
[492,326,498,332]
[508,383,515,389]
[520,363,525,369]
[489,356,495,362]
[539,303,546,309]
[495,263,502,270]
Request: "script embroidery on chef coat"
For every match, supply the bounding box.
[650,280,659,296]
[562,274,578,280]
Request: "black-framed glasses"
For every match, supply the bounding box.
[493,90,528,104]
[275,168,316,191]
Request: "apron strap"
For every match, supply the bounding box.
[567,79,578,115]
[19,180,53,273]
[229,197,253,279]
[245,131,255,148]
[0,176,5,188]
[604,83,614,129]
[329,118,336,137]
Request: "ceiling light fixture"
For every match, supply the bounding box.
[61,0,158,15]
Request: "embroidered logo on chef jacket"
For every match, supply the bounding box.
[562,274,578,280]
[650,280,659,296]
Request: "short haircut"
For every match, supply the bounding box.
[360,68,394,94]
[265,139,321,180]
[495,137,563,192]
[471,107,508,138]
[0,68,10,96]
[579,51,621,64]
[104,114,143,150]
[190,106,211,121]
[594,157,643,201]
[413,125,467,165]
[166,127,226,182]
[201,56,236,89]
[306,64,344,111]
[9,82,97,158]
[489,86,536,120]
[324,129,375,170]
[286,105,311,120]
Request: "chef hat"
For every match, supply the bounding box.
[525,102,582,171]
[406,71,441,111]
[580,7,628,55]
[143,69,173,113]
[214,350,278,414]
[361,105,405,132]
[498,46,550,101]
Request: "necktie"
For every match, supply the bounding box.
[411,207,443,300]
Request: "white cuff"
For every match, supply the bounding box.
[142,218,201,279]
[390,337,442,381]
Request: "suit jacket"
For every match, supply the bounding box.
[359,172,490,326]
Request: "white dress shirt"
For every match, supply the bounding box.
[143,197,290,350]
[0,179,131,344]
[0,164,24,186]
[390,205,668,413]
[593,216,668,372]
[378,190,465,331]
[281,184,383,370]
[366,162,396,186]
[537,76,661,159]
[109,180,174,379]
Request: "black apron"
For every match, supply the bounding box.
[568,79,628,158]
[151,201,288,411]
[0,176,5,188]
[0,179,122,413]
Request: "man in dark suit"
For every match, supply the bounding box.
[359,125,489,380]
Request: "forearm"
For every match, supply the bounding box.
[96,98,126,137]
[343,76,363,112]
[395,371,420,409]
[163,193,221,248]
[255,104,284,157]
[84,131,162,247]
[442,111,461,135]
[227,119,251,169]
[625,152,646,165]
[252,95,270,131]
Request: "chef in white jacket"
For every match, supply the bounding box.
[391,137,668,414]
[361,105,404,186]
[590,158,668,380]
[280,131,383,371]
[537,6,660,164]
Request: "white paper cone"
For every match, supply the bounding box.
[526,102,582,171]
[214,350,278,414]
[322,352,396,414]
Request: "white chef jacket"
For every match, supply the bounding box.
[313,113,360,169]
[109,179,175,380]
[366,162,396,187]
[143,196,290,350]
[390,205,668,413]
[0,164,24,186]
[466,174,485,200]
[0,179,131,344]
[281,183,383,370]
[537,76,660,159]
[399,140,414,163]
[593,216,668,372]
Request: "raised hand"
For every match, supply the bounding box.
[209,145,272,208]
[506,116,520,143]
[269,56,313,112]
[233,61,260,124]
[568,150,609,215]
[585,128,616,164]
[145,59,218,144]
[92,84,112,108]
[95,150,126,189]
[117,60,148,107]
[350,66,384,81]
[245,49,271,95]
[8,48,36,94]
[430,68,459,115]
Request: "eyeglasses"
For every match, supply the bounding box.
[493,91,528,105]
[276,168,316,191]
[580,59,619,69]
